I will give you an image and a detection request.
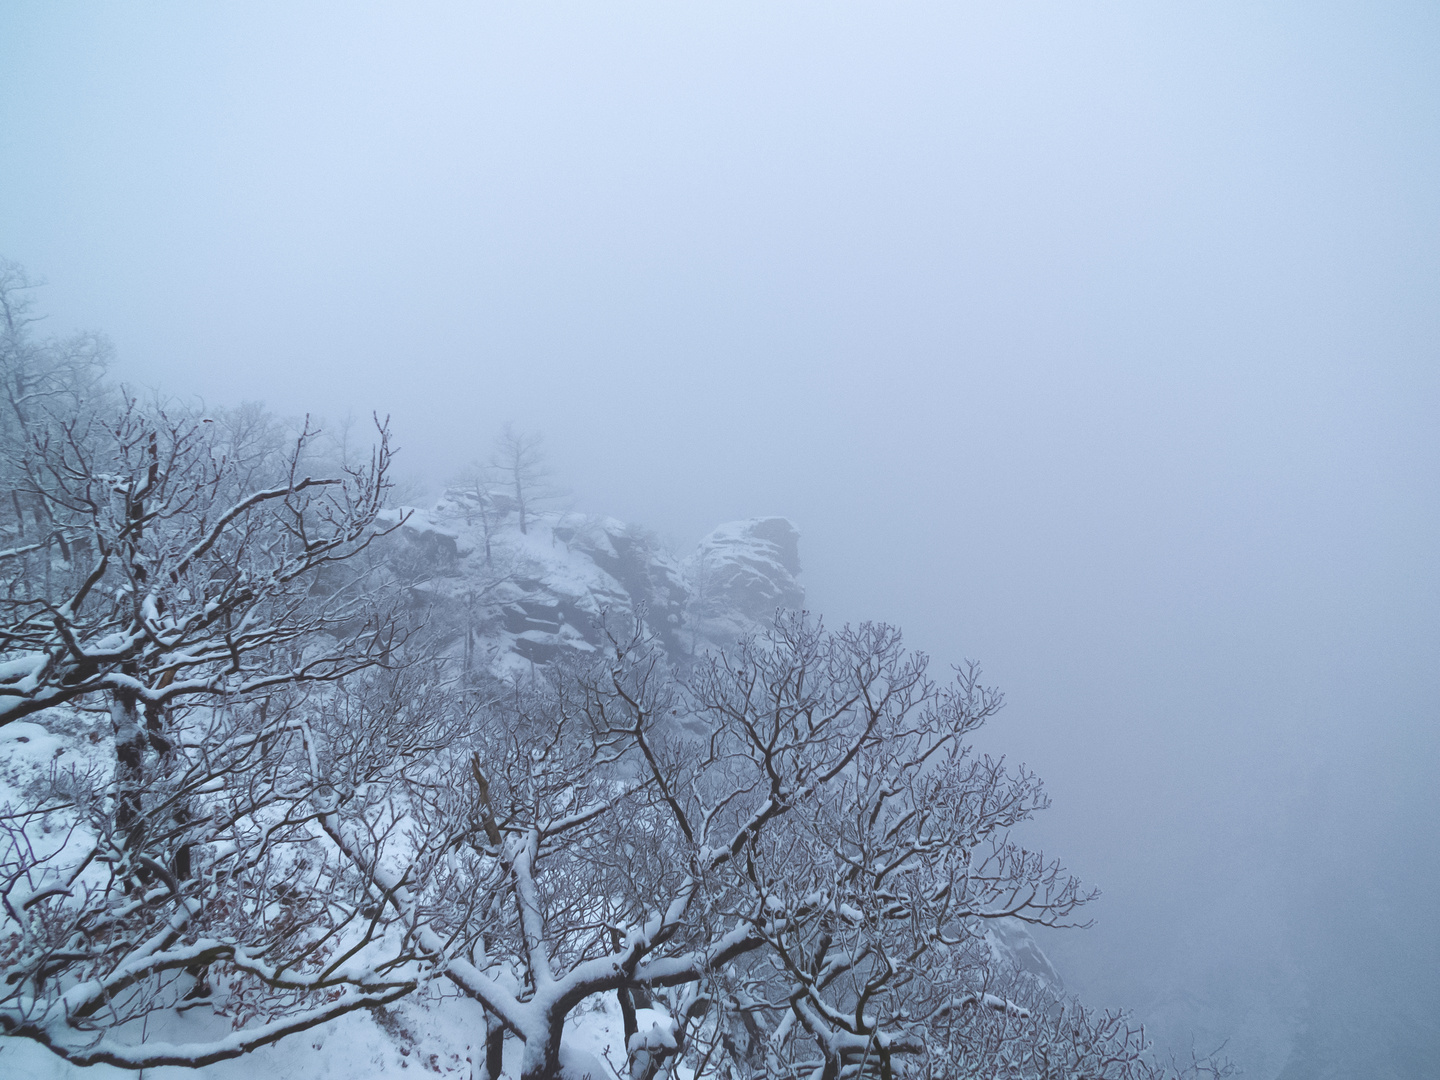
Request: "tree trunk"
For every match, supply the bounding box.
[110,686,147,853]
[476,1015,505,1080]
[517,1037,562,1080]
[619,987,638,1047]
[517,1009,565,1080]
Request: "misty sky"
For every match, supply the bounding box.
[2,3,1438,1071]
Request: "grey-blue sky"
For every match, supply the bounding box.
[3,2,1438,1070]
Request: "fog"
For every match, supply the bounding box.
[3,3,1437,1074]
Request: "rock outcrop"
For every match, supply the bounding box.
[682,517,804,652]
[380,496,804,674]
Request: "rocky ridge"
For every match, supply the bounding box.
[0,487,1068,1079]
[379,486,805,674]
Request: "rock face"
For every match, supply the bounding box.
[682,518,800,624]
[986,919,1064,992]
[379,496,804,675]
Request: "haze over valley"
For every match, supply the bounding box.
[2,5,1438,1078]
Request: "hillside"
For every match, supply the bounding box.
[0,491,1065,1080]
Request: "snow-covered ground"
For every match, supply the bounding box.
[0,988,657,1080]
[0,667,677,1080]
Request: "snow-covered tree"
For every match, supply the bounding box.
[0,266,1229,1079]
[0,268,431,1065]
[322,615,1226,1080]
[491,425,556,536]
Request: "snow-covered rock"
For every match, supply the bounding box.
[681,517,804,654]
[380,493,804,674]
[987,918,1064,992]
